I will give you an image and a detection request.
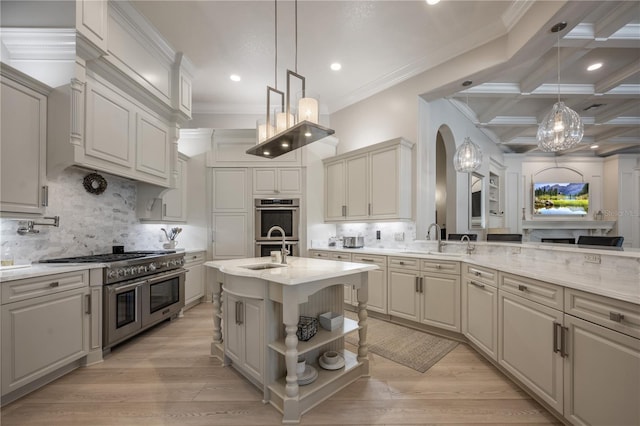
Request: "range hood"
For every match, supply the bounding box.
[246,120,335,159]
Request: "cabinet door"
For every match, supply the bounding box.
[162,157,186,221]
[212,213,248,259]
[345,154,368,219]
[367,268,387,314]
[224,293,243,366]
[420,273,460,332]
[563,315,640,426]
[253,168,302,195]
[387,269,420,321]
[499,291,564,412]
[184,262,204,305]
[136,111,170,181]
[242,298,264,382]
[0,77,47,214]
[212,168,248,211]
[325,161,345,220]
[369,146,398,218]
[75,0,108,51]
[462,279,498,361]
[2,287,89,396]
[85,79,135,169]
[278,168,302,194]
[253,168,278,194]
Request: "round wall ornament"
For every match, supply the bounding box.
[83,172,108,195]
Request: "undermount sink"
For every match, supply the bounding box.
[240,263,287,270]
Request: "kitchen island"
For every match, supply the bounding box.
[205,256,378,424]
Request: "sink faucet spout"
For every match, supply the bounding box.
[267,226,289,264]
[427,223,444,253]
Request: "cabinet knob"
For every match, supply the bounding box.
[49,281,59,288]
[609,312,625,322]
[518,284,527,292]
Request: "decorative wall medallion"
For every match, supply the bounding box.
[83,172,108,195]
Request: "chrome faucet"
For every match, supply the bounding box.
[460,235,475,254]
[267,225,289,264]
[426,223,445,252]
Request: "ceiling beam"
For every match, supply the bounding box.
[477,96,521,124]
[520,47,590,94]
[594,1,639,40]
[595,100,640,124]
[594,59,640,94]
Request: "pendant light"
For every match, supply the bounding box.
[453,94,482,173]
[247,0,334,159]
[536,22,583,152]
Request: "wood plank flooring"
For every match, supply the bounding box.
[1,303,560,425]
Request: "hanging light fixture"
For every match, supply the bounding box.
[247,0,334,159]
[453,94,482,173]
[536,22,583,152]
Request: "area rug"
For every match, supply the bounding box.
[344,311,458,373]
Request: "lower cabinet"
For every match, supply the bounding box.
[462,264,498,361]
[224,293,264,384]
[1,272,90,399]
[184,251,205,307]
[353,254,387,314]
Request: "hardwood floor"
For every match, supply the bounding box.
[1,303,560,425]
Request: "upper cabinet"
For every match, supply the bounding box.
[206,129,302,168]
[138,154,188,222]
[75,0,108,53]
[0,64,50,216]
[253,168,302,195]
[323,138,414,222]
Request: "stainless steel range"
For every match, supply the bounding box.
[40,251,186,349]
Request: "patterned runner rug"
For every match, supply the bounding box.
[344,311,458,373]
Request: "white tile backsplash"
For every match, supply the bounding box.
[0,168,172,264]
[335,222,416,249]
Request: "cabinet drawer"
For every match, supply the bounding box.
[330,252,351,262]
[421,259,460,275]
[388,256,419,270]
[2,270,89,305]
[499,272,563,310]
[308,250,329,259]
[565,289,640,339]
[184,251,205,266]
[352,254,386,267]
[463,263,497,287]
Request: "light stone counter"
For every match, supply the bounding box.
[309,245,640,305]
[205,256,378,286]
[0,263,104,282]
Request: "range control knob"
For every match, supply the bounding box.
[117,269,125,277]
[148,262,157,271]
[107,270,117,280]
[138,266,146,274]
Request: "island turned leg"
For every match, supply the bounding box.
[356,272,369,368]
[281,292,301,423]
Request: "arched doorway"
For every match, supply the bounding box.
[434,125,458,238]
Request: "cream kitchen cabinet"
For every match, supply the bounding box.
[1,271,90,403]
[462,264,498,361]
[353,254,387,314]
[253,168,302,195]
[562,289,640,426]
[323,138,413,222]
[0,64,50,216]
[224,292,264,385]
[388,257,460,332]
[212,168,251,259]
[160,155,187,221]
[75,0,108,53]
[498,273,564,413]
[184,251,206,308]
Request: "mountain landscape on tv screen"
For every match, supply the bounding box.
[533,182,589,215]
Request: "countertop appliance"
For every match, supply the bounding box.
[343,236,364,248]
[40,250,185,349]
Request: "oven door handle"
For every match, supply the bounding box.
[108,280,146,294]
[255,207,299,211]
[255,241,299,245]
[146,268,186,285]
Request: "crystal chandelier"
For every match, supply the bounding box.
[247,0,334,158]
[453,94,482,173]
[536,22,583,152]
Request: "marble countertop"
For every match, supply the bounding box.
[0,263,104,282]
[309,247,640,305]
[205,256,378,286]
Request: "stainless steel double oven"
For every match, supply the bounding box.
[254,198,300,257]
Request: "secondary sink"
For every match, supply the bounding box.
[240,263,287,270]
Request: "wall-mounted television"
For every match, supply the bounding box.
[533,182,589,216]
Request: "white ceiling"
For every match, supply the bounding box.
[132,0,640,156]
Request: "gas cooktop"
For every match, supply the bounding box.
[39,251,177,264]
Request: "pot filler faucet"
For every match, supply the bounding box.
[267,226,289,264]
[426,223,445,253]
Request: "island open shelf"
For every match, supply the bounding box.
[268,318,360,356]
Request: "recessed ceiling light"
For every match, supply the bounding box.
[263,151,270,156]
[230,74,241,82]
[330,63,342,71]
[587,63,602,71]
[426,0,440,4]
[304,132,312,137]
[590,144,599,149]
[281,142,289,148]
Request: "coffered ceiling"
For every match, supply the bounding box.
[131,0,639,157]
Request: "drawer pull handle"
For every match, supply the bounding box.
[474,271,481,276]
[399,261,405,265]
[518,284,527,292]
[361,258,374,262]
[609,312,625,322]
[470,280,485,289]
[49,281,60,288]
[435,264,441,269]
